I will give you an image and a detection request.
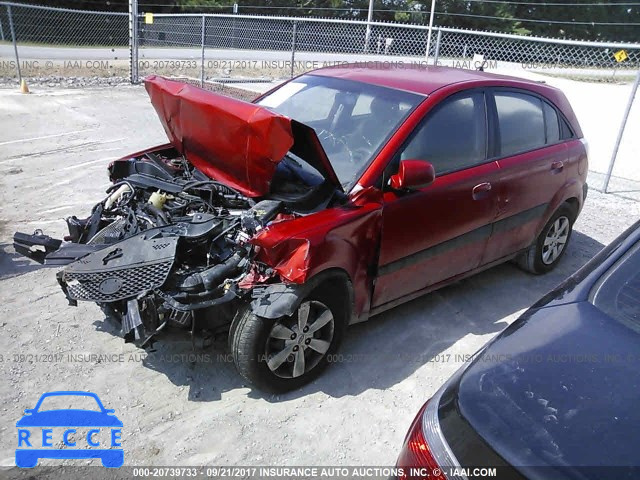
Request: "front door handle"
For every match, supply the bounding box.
[472,182,492,200]
[551,161,564,173]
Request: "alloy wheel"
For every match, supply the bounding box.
[542,216,570,265]
[265,300,335,379]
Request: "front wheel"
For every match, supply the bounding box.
[229,289,345,392]
[517,203,576,274]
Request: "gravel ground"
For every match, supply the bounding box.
[0,80,638,476]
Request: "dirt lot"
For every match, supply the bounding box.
[0,78,639,474]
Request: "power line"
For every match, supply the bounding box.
[134,1,640,23]
[134,2,640,11]
[19,0,640,6]
[96,0,640,6]
[434,10,640,25]
[460,0,640,6]
[14,0,640,24]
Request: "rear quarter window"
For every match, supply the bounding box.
[560,115,574,140]
[543,101,560,144]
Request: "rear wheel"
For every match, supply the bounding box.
[517,203,575,274]
[229,288,346,392]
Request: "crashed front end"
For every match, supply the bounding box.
[15,149,287,348]
[13,76,342,349]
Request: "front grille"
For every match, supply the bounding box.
[64,259,173,302]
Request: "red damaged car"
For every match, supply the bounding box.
[13,66,588,392]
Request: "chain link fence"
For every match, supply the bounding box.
[2,2,639,85]
[436,28,640,68]
[0,2,129,85]
[0,2,127,46]
[137,13,640,69]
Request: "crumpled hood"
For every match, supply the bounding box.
[144,75,341,197]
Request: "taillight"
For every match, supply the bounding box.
[396,402,448,480]
[395,368,469,480]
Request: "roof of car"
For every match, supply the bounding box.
[310,64,544,96]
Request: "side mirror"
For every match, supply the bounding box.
[24,409,34,415]
[389,160,435,191]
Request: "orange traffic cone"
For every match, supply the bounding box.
[20,79,30,94]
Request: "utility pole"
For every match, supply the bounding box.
[425,0,436,61]
[602,69,640,193]
[129,0,139,83]
[7,5,22,84]
[364,0,374,53]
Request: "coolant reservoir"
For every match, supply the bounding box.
[149,190,168,209]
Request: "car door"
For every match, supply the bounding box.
[371,90,500,309]
[481,89,571,265]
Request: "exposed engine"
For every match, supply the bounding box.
[14,146,286,349]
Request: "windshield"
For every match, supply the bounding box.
[257,74,423,188]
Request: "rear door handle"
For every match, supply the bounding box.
[472,182,492,200]
[551,161,564,173]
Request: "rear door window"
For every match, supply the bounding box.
[495,91,546,156]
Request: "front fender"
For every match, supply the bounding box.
[250,269,354,321]
[250,198,383,321]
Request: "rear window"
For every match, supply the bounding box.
[590,241,640,331]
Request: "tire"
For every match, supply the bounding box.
[229,287,346,392]
[517,203,576,274]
